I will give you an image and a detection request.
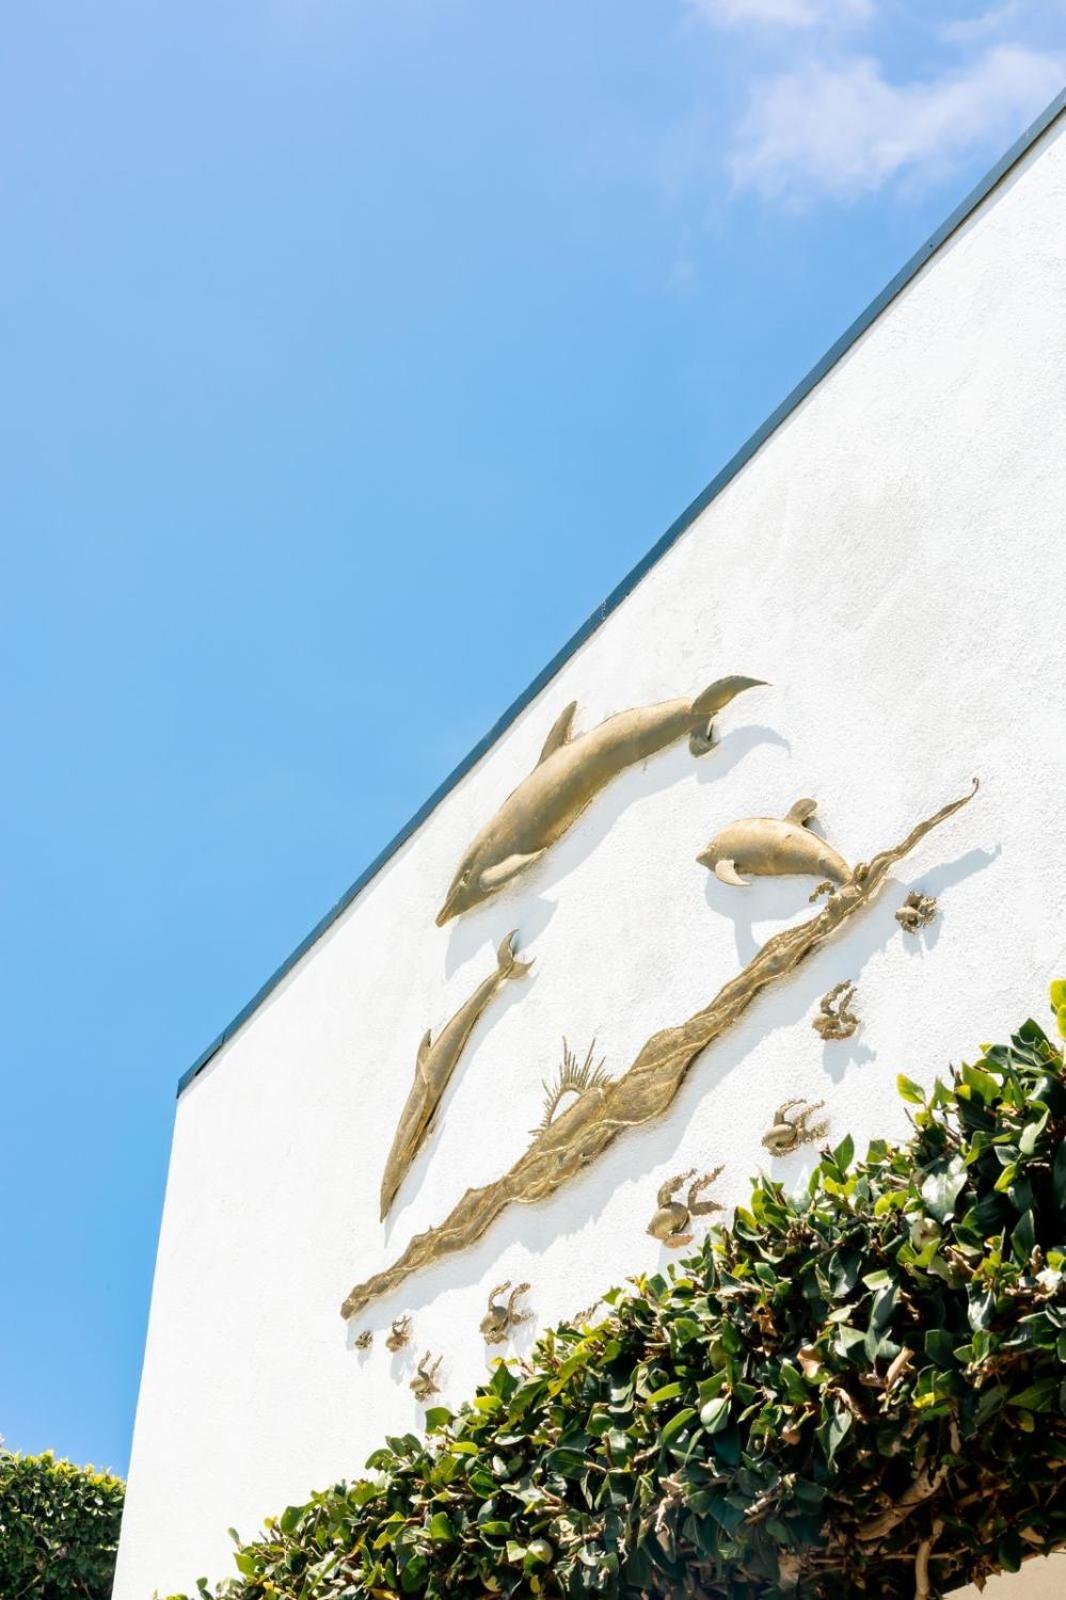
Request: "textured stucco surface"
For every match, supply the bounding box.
[116,114,1066,1600]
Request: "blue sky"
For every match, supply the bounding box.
[1,2,1061,1477]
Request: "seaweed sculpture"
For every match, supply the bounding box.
[532,1040,609,1138]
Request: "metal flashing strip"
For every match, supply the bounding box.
[177,87,1066,1097]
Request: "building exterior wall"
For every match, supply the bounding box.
[116,112,1066,1600]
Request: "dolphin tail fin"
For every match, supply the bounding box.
[688,675,766,755]
[497,930,534,980]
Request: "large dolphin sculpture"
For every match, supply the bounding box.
[696,797,851,888]
[379,931,533,1220]
[436,675,765,925]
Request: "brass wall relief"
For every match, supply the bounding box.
[646,1166,724,1247]
[761,1099,829,1156]
[379,931,533,1220]
[479,1281,532,1344]
[896,890,937,933]
[697,797,850,889]
[812,981,859,1040]
[532,1039,608,1138]
[436,675,765,925]
[409,1353,442,1401]
[341,780,978,1318]
[385,1315,412,1351]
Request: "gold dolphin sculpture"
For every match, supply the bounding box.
[696,797,851,888]
[378,931,533,1221]
[436,675,766,925]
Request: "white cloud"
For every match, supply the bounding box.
[686,0,873,26]
[728,44,1064,202]
[938,4,1021,44]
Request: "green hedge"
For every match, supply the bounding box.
[178,994,1066,1600]
[0,1448,124,1599]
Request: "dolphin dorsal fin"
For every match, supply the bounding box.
[537,701,577,765]
[786,798,818,827]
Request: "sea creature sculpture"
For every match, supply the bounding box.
[479,1280,532,1344]
[761,1098,829,1156]
[532,1039,609,1138]
[646,1165,724,1247]
[385,1315,412,1352]
[896,890,938,934]
[410,1352,443,1402]
[697,797,851,889]
[812,981,859,1041]
[379,931,533,1220]
[436,676,766,925]
[341,780,979,1318]
[354,1328,373,1351]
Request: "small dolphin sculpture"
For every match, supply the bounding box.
[436,675,765,925]
[697,797,851,888]
[379,931,533,1220]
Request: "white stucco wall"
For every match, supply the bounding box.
[116,111,1066,1600]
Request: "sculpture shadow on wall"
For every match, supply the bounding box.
[897,845,1000,959]
[813,846,999,1084]
[441,722,789,980]
[378,963,539,1245]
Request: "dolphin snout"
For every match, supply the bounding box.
[435,901,456,928]
[696,846,717,870]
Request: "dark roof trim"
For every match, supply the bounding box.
[178,87,1066,1098]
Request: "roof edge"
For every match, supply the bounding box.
[177,86,1066,1098]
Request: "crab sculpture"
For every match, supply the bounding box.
[385,1314,412,1352]
[761,1098,829,1157]
[353,1328,373,1351]
[812,981,859,1041]
[410,1351,443,1402]
[479,1280,532,1345]
[646,1165,724,1247]
[896,890,938,934]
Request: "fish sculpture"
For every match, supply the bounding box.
[379,931,533,1220]
[696,797,851,889]
[436,675,765,925]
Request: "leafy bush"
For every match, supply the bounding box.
[177,998,1066,1600]
[0,1447,124,1599]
